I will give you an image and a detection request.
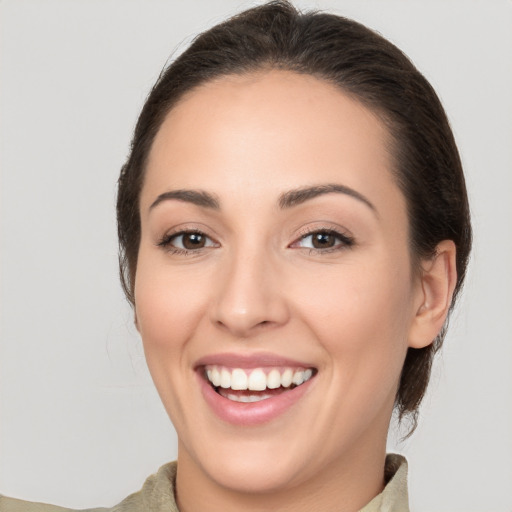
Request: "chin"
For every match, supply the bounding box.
[200,446,307,494]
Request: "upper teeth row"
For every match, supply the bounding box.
[205,366,313,391]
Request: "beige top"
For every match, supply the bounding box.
[0,454,409,512]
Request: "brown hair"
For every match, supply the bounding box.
[117,1,472,432]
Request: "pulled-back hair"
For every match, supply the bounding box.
[117,1,472,432]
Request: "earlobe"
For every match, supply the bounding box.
[408,240,457,349]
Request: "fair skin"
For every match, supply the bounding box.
[134,70,457,512]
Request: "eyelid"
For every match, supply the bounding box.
[155,221,220,244]
[156,227,220,254]
[289,225,355,251]
[171,232,217,249]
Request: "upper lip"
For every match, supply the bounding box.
[194,352,316,370]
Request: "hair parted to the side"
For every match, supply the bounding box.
[117,0,471,434]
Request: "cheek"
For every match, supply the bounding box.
[300,256,412,331]
[294,255,414,393]
[134,255,209,364]
[133,255,213,428]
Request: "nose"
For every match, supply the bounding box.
[210,247,290,338]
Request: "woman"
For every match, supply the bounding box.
[1,1,472,511]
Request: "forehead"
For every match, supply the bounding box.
[142,70,402,216]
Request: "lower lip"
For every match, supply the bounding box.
[198,372,315,426]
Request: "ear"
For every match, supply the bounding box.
[408,240,457,349]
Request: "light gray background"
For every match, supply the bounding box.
[1,1,511,510]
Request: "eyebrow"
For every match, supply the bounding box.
[278,184,376,213]
[150,189,220,211]
[149,183,376,214]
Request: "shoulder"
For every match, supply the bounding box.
[0,462,178,512]
[0,495,107,512]
[0,495,100,512]
[110,462,178,512]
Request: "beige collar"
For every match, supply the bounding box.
[360,454,409,512]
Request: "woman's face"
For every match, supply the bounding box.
[135,71,424,493]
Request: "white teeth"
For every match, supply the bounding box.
[220,368,231,388]
[226,393,248,402]
[250,393,272,402]
[292,370,305,386]
[231,369,248,390]
[266,369,281,389]
[248,369,267,391]
[281,368,293,387]
[205,365,315,393]
[223,392,273,403]
[210,367,221,387]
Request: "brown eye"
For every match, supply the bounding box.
[158,230,217,252]
[292,229,355,252]
[311,232,336,249]
[181,232,206,249]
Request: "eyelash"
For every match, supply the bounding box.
[157,230,218,256]
[157,228,355,256]
[292,228,355,254]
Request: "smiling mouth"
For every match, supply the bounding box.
[203,365,316,403]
